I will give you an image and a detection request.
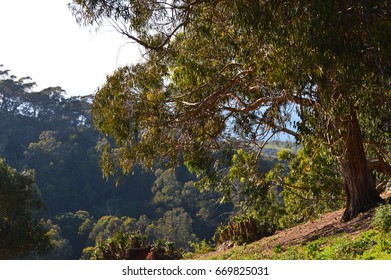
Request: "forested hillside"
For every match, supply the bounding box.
[0,66,248,259]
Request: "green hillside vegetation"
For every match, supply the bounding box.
[193,229,391,260]
[187,201,391,260]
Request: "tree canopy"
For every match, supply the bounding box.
[70,0,391,221]
[0,158,50,259]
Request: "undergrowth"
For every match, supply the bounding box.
[269,230,390,260]
[188,203,391,260]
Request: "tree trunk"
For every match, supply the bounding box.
[339,109,383,222]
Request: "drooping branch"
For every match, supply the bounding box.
[114,19,188,51]
[70,0,201,51]
[273,125,299,138]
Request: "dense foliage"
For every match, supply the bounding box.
[0,158,50,259]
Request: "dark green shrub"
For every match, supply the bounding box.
[215,216,274,245]
[372,204,391,232]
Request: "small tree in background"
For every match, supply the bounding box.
[0,158,50,259]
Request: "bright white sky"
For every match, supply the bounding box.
[0,0,140,96]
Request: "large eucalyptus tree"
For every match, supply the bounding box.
[69,0,391,221]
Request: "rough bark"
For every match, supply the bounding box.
[339,109,384,222]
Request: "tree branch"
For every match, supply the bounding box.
[222,92,315,115]
[368,156,391,177]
